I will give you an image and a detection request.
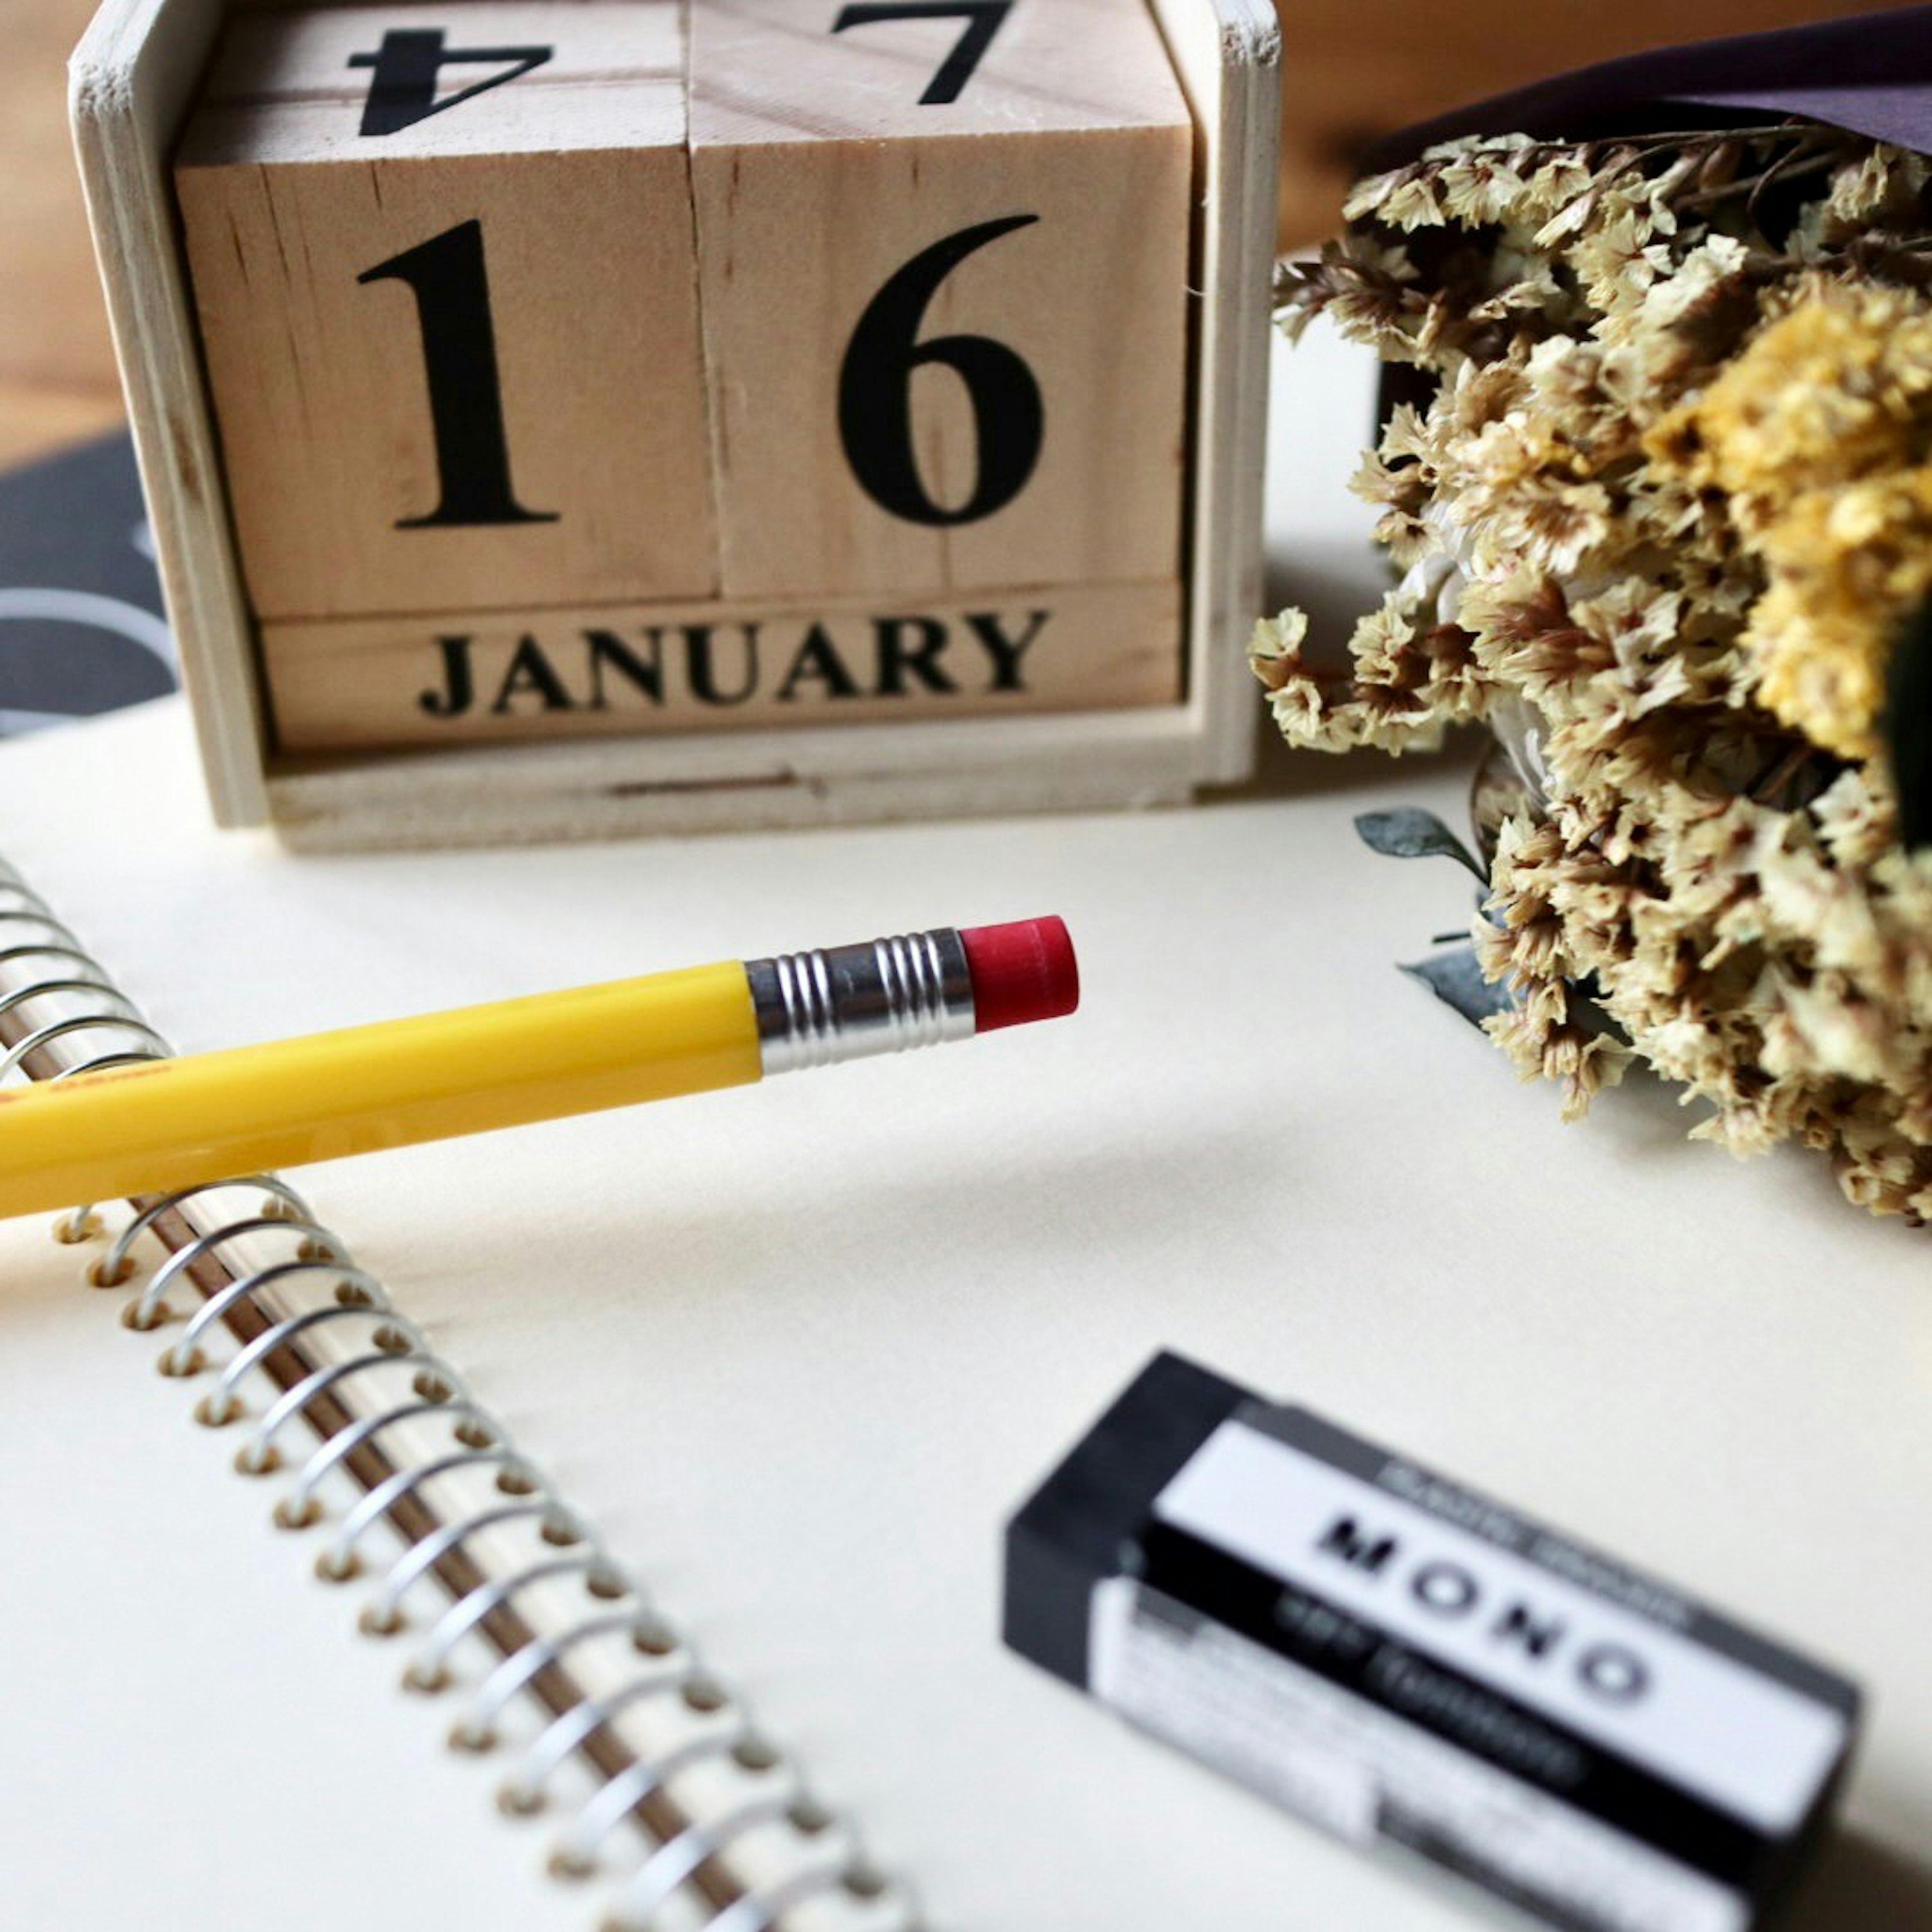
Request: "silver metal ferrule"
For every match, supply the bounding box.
[747,927,976,1075]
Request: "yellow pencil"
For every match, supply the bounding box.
[0,918,1076,1219]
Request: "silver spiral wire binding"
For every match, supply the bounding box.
[455,1607,672,1751]
[373,1497,576,1628]
[0,916,93,960]
[0,854,915,1930]
[232,1315,445,1475]
[613,1782,809,1926]
[206,1345,409,1437]
[0,942,125,1046]
[0,974,126,1021]
[293,1398,501,1524]
[133,1215,343,1327]
[165,1257,381,1378]
[96,1176,316,1290]
[0,1009,169,1077]
[0,871,55,916]
[323,1445,543,1582]
[0,940,96,971]
[412,1552,627,1687]
[507,1668,722,1815]
[0,886,91,949]
[0,876,171,1081]
[707,1847,874,1932]
[218,1301,423,1404]
[551,1722,761,1878]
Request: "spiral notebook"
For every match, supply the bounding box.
[4,337,1931,1931]
[8,701,1932,1932]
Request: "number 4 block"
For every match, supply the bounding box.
[174,3,716,621]
[687,0,1195,601]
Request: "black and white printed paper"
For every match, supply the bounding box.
[0,433,175,738]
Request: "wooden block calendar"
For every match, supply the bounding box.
[71,0,1279,847]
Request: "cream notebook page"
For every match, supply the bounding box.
[2,688,1930,1932]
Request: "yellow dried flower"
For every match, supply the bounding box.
[1648,284,1932,759]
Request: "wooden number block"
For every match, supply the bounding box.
[174,3,716,622]
[687,0,1195,603]
[259,580,1182,750]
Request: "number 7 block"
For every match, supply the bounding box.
[173,3,716,622]
[687,0,1196,603]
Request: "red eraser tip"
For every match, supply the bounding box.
[959,917,1079,1033]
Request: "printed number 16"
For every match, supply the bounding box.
[364,215,1045,535]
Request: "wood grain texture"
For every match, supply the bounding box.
[72,0,273,821]
[197,2,676,149]
[0,0,128,462]
[0,387,126,471]
[260,578,1182,749]
[173,2,715,622]
[1148,0,1276,785]
[688,0,1193,603]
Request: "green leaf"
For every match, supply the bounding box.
[1354,807,1487,880]
[1399,948,1514,1027]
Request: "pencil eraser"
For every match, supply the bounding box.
[960,917,1078,1033]
[1005,1353,1861,1932]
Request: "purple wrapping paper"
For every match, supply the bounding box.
[1375,4,1932,165]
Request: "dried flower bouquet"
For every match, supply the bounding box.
[1258,125,1932,1221]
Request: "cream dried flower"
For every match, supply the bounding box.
[1262,124,1932,1224]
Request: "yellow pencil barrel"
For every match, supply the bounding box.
[0,960,761,1219]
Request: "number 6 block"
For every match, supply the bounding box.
[688,0,1195,605]
[174,2,716,622]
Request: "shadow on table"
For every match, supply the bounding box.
[1782,1826,1932,1930]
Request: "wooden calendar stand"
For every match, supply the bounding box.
[71,0,1279,849]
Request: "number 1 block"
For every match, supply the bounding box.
[174,3,716,622]
[687,0,1195,603]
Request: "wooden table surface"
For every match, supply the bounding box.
[0,0,1889,471]
[1,0,125,469]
